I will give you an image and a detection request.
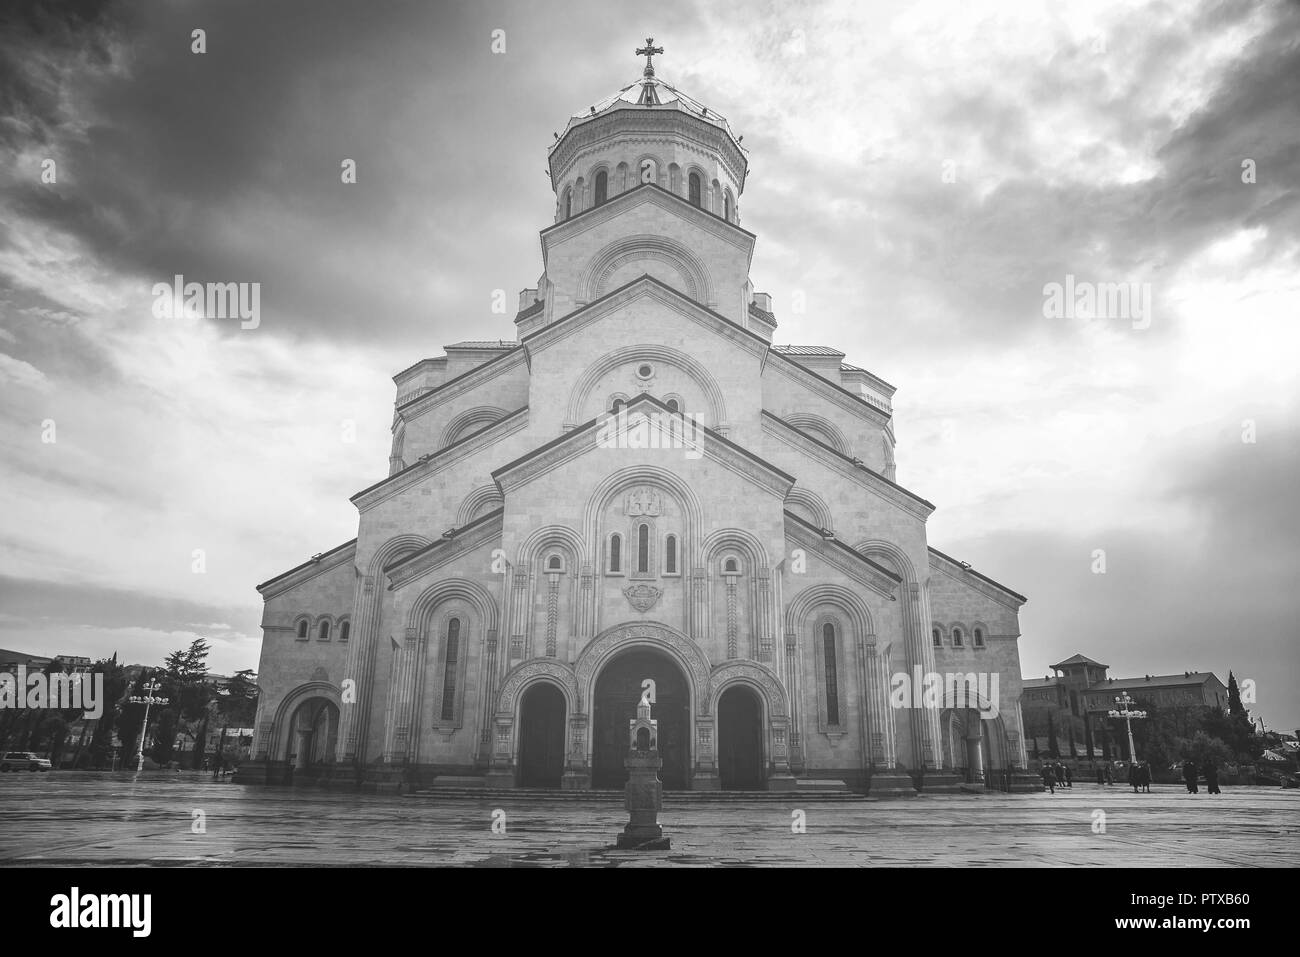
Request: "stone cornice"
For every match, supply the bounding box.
[395,346,527,420]
[350,408,530,512]
[765,350,892,426]
[762,411,935,521]
[928,547,1028,610]
[540,183,755,258]
[783,512,901,600]
[491,392,794,500]
[384,509,505,590]
[549,108,747,189]
[521,273,770,363]
[256,539,357,600]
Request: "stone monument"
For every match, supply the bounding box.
[615,685,670,850]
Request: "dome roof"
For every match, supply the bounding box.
[549,40,744,157]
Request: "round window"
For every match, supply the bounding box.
[636,363,654,380]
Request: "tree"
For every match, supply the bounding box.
[149,707,178,765]
[1226,671,1244,716]
[1177,731,1232,769]
[161,638,214,768]
[87,656,130,768]
[218,669,259,727]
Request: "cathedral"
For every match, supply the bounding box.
[239,43,1038,795]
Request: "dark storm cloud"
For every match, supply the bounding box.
[1,0,703,347]
[0,573,253,635]
[951,422,1300,728]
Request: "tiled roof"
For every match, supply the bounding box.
[748,301,776,324]
[840,361,867,372]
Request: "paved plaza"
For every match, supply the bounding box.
[1,773,1296,867]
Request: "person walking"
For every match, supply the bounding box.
[1141,762,1152,793]
[1128,762,1140,793]
[1182,760,1199,794]
[1041,763,1056,794]
[1205,763,1220,795]
[1064,764,1073,788]
[1096,765,1105,786]
[1105,764,1115,786]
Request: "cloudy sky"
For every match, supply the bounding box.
[1,0,1296,729]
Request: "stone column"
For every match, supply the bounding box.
[337,573,378,764]
[784,631,804,772]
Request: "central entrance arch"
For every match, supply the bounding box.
[518,683,566,788]
[591,649,690,790]
[718,686,764,790]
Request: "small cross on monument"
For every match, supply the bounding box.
[1108,692,1148,763]
[636,37,664,76]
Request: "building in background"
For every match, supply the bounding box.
[1022,653,1228,760]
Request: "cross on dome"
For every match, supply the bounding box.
[636,37,664,76]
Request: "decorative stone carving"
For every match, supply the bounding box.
[626,486,662,517]
[707,661,788,717]
[575,621,712,715]
[496,660,579,714]
[623,583,663,613]
[310,666,330,682]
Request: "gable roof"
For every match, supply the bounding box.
[490,391,795,498]
[928,546,1028,606]
[256,538,358,597]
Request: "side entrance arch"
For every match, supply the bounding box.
[518,682,566,788]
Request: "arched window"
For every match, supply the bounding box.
[440,618,460,722]
[665,398,679,413]
[611,397,625,413]
[297,620,308,639]
[664,534,678,574]
[318,620,330,641]
[974,627,985,647]
[933,627,942,647]
[823,622,840,725]
[563,187,572,220]
[688,172,701,207]
[594,170,608,205]
[723,556,739,574]
[546,554,562,572]
[608,533,622,573]
[953,627,963,647]
[339,620,350,642]
[724,190,734,222]
[637,523,650,573]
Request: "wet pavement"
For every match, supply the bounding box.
[1,772,1296,867]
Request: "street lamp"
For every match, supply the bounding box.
[129,678,170,773]
[1108,692,1148,763]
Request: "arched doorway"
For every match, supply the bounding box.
[518,682,566,788]
[592,648,689,790]
[288,698,338,775]
[718,686,764,790]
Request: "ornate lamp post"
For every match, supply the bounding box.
[129,679,170,772]
[1108,693,1148,763]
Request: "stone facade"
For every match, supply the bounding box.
[239,59,1035,795]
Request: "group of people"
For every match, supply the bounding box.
[1126,762,1153,792]
[1180,760,1222,794]
[1039,758,1226,795]
[1038,761,1073,793]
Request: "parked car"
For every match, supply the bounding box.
[0,752,53,772]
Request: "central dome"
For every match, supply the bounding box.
[546,42,749,225]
